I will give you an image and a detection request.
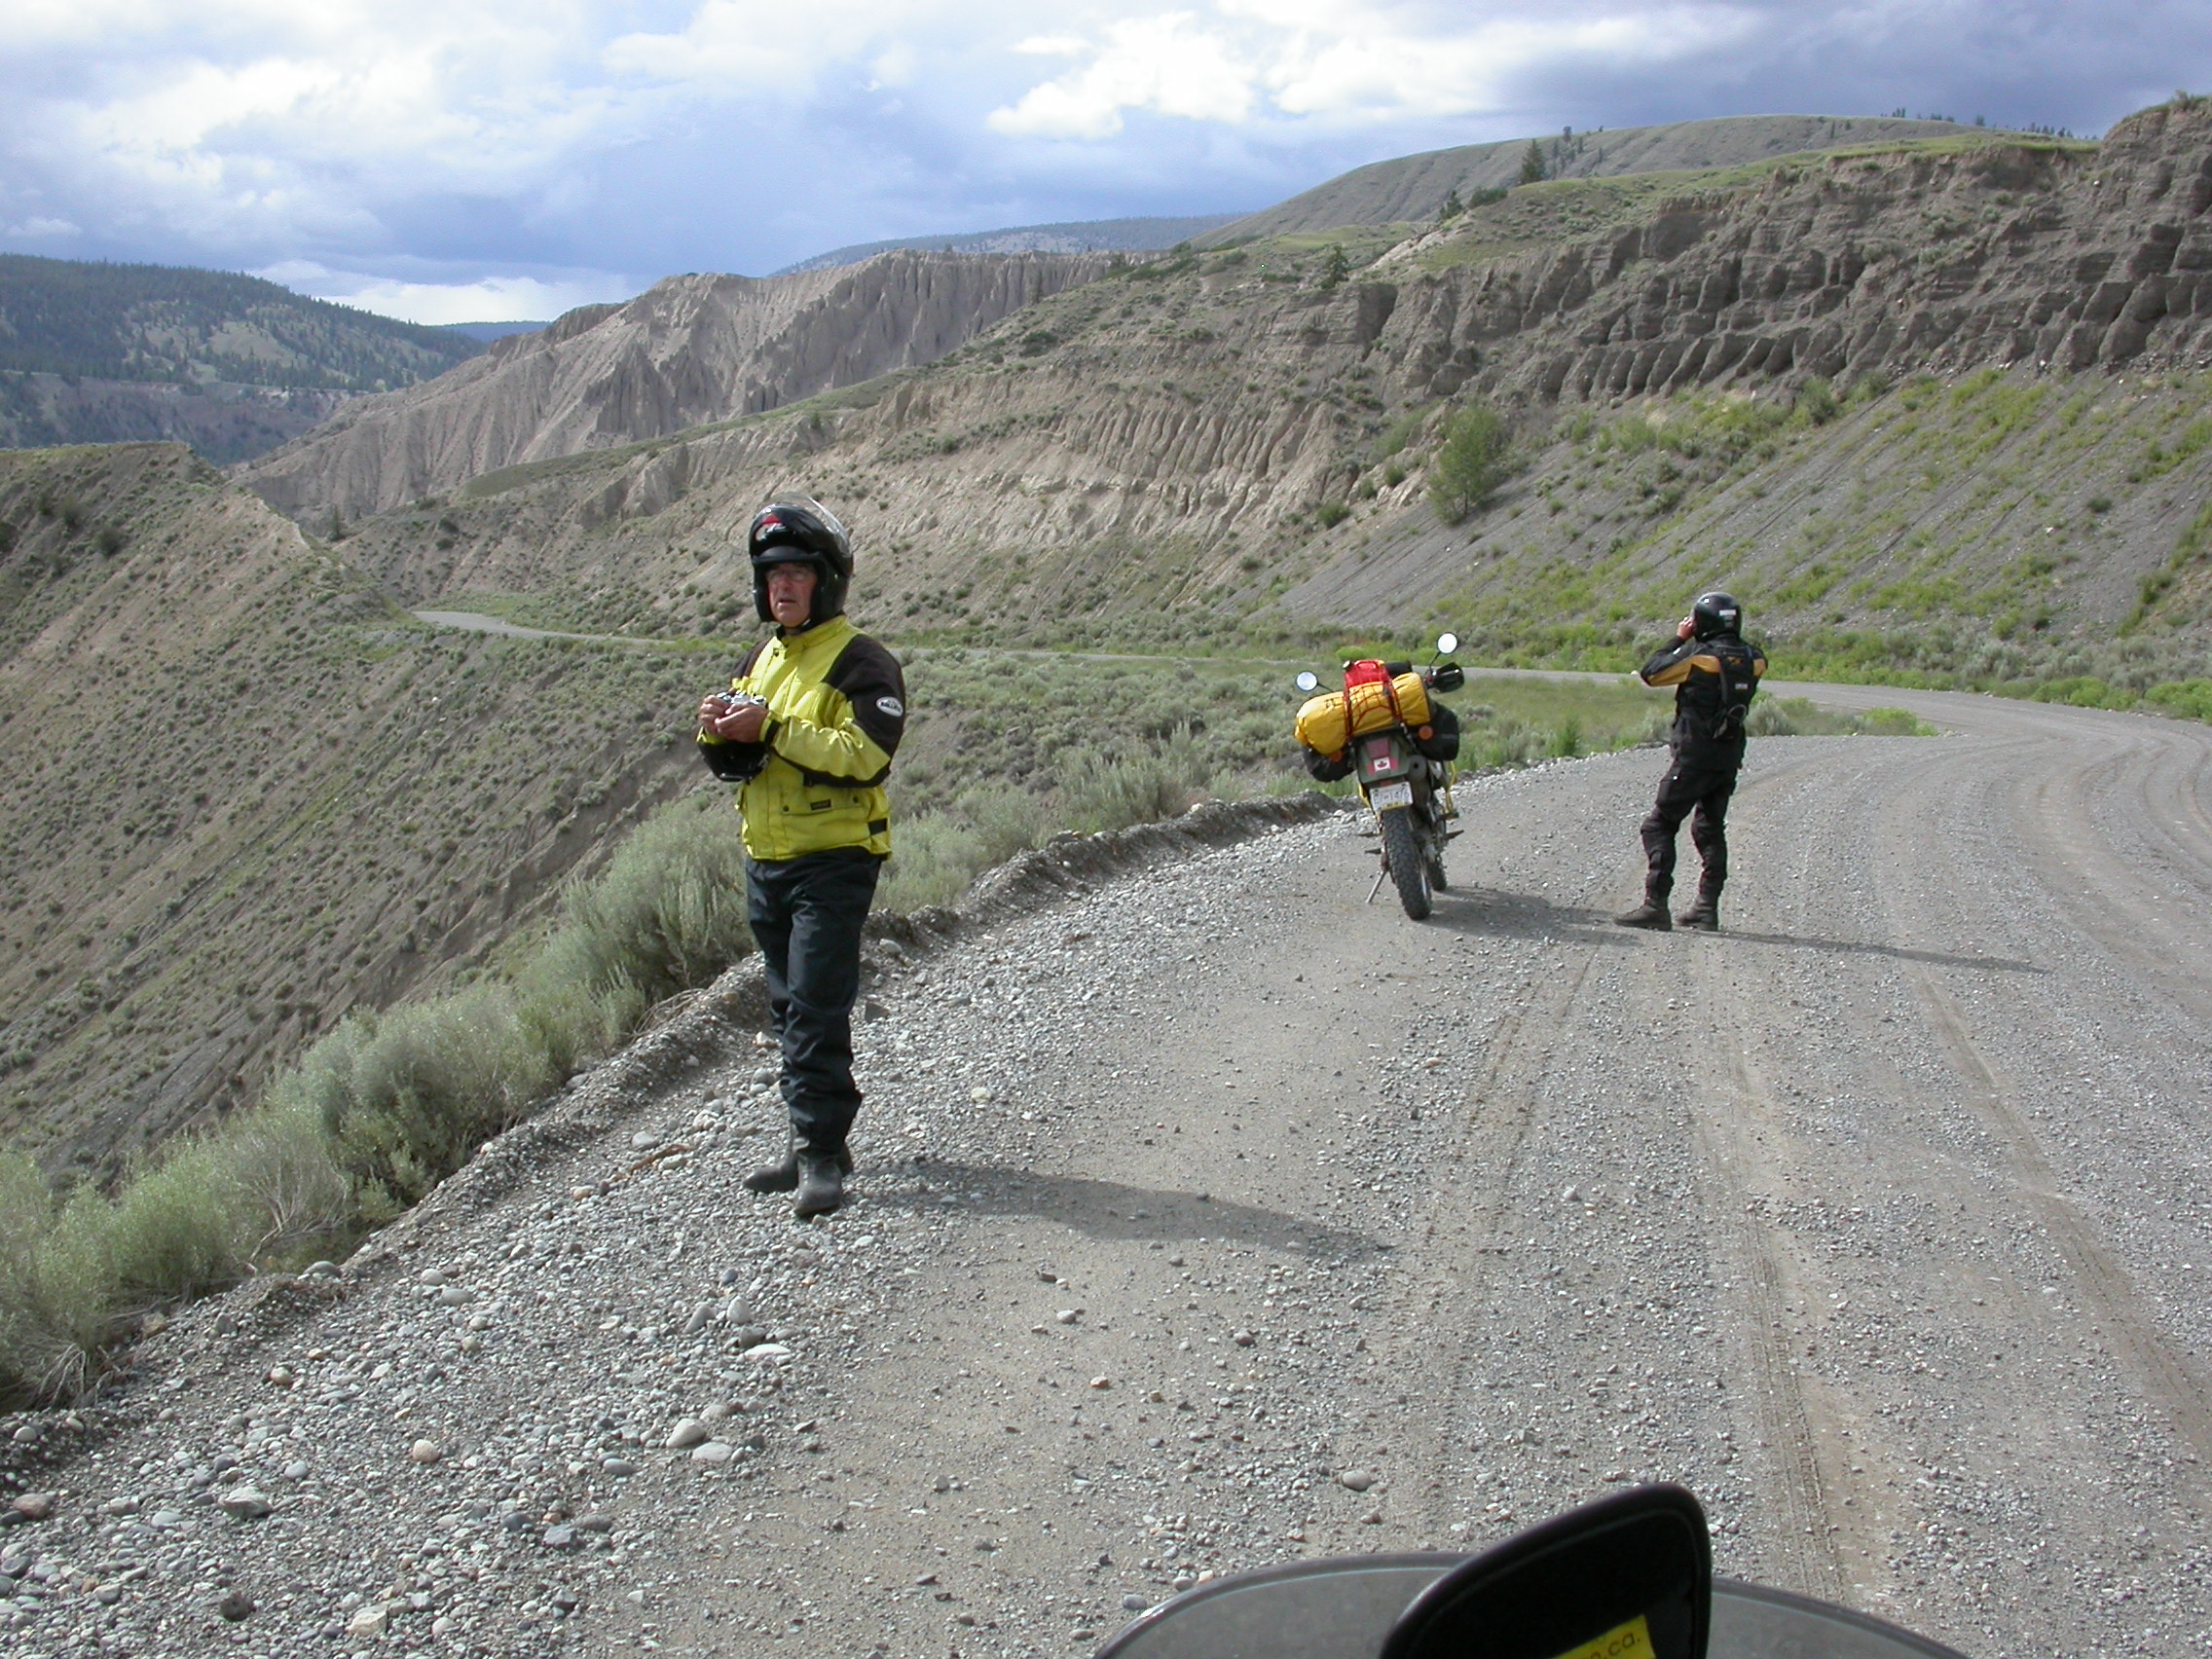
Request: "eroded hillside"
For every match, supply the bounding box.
[236,252,1115,520]
[0,447,718,1174]
[315,105,2212,694]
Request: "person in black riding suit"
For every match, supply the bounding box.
[1615,591,1766,932]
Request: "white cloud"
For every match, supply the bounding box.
[258,261,630,325]
[602,0,935,87]
[991,13,1259,138]
[988,2,1758,138]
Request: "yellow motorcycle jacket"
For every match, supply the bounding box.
[698,615,906,861]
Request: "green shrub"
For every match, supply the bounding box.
[1369,405,1432,464]
[1315,500,1350,529]
[279,986,551,1213]
[876,814,990,913]
[1747,696,1937,737]
[1054,723,1217,834]
[1796,378,1840,424]
[1856,707,1938,736]
[2147,680,2212,721]
[527,794,753,1015]
[101,1140,252,1303]
[1428,404,1512,524]
[0,1155,119,1403]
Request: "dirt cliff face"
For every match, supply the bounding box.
[1389,105,2212,404]
[234,251,1116,521]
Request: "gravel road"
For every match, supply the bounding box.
[5,687,2209,1659]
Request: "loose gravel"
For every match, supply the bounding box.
[1,686,2208,1659]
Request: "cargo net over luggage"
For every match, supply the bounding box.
[1294,666,1433,761]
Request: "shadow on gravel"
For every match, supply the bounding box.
[1421,890,2043,975]
[874,1160,1386,1260]
[1691,930,2046,975]
[1424,887,1631,943]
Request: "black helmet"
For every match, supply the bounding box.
[749,497,853,626]
[1690,590,1743,640]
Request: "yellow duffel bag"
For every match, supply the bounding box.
[1295,671,1432,757]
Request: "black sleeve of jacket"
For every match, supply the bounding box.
[825,635,908,761]
[1302,745,1353,782]
[1639,637,1699,684]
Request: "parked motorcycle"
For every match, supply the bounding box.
[1295,635,1465,921]
[1097,1483,1963,1659]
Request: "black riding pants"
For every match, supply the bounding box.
[744,848,882,1154]
[1639,746,1741,903]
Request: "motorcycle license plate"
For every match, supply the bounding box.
[1368,782,1414,810]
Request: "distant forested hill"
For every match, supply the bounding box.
[0,255,481,389]
[0,256,488,462]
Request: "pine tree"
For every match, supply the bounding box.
[1438,189,1464,223]
[1518,139,1546,186]
[1318,244,1349,290]
[1428,403,1513,524]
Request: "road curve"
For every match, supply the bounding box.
[18,687,2210,1658]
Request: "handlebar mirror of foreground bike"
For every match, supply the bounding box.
[1436,632,1459,656]
[1296,671,1321,692]
[1094,1484,1969,1659]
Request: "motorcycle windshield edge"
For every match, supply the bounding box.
[1092,1565,1969,1659]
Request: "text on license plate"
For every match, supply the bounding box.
[1368,782,1414,810]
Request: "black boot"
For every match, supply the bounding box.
[743,1133,852,1195]
[1613,898,1673,931]
[793,1150,845,1218]
[742,1133,800,1194]
[1677,893,1719,931]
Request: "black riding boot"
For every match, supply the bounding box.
[793,1149,846,1219]
[1614,884,1673,930]
[744,1130,851,1195]
[1677,890,1720,931]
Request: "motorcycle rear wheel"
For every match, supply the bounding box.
[1379,806,1433,920]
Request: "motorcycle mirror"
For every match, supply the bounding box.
[1296,671,1320,692]
[1435,632,1459,656]
[1381,1485,1711,1659]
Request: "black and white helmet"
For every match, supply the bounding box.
[1690,590,1743,640]
[749,497,853,625]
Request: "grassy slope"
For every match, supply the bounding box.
[0,446,726,1177]
[1323,368,2212,698]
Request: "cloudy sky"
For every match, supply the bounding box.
[2,1,2204,323]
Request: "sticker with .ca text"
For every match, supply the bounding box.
[1547,1613,1654,1659]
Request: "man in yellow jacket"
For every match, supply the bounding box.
[696,498,906,1217]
